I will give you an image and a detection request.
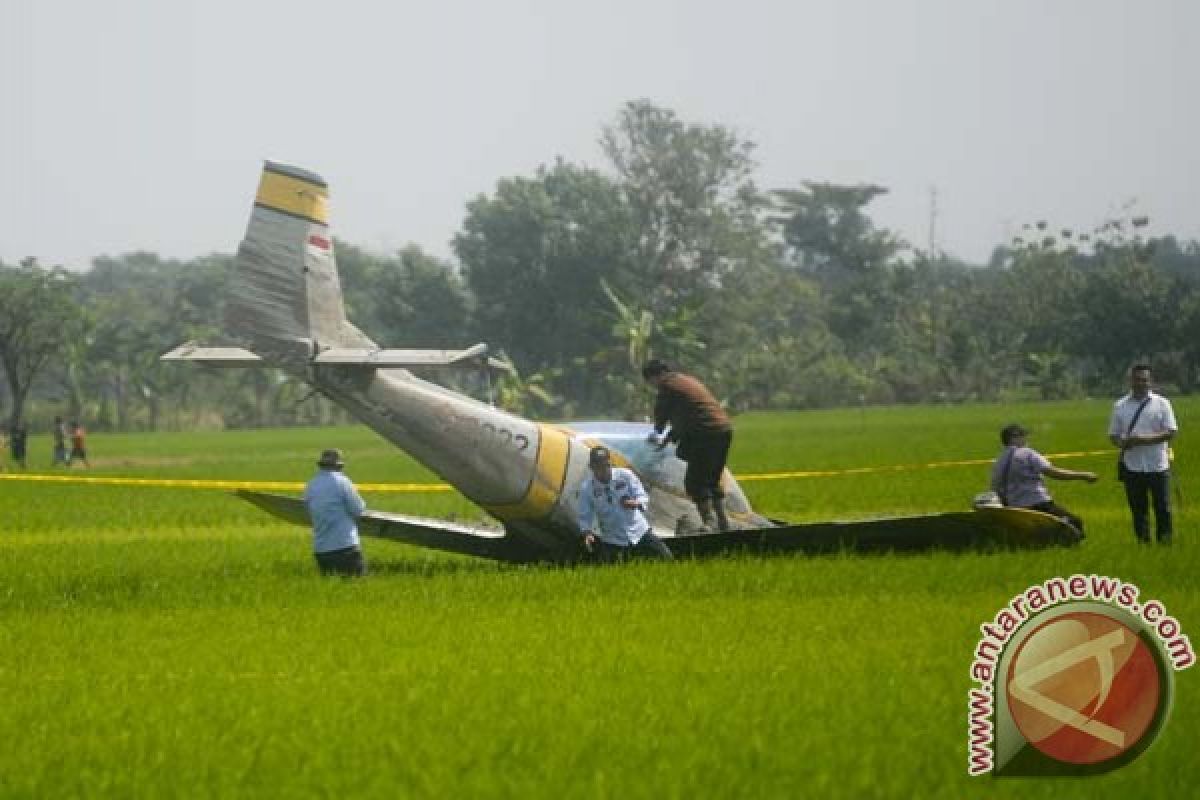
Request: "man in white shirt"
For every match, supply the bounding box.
[1109,365,1178,544]
[577,446,673,563]
[304,448,369,575]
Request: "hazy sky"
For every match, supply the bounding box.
[2,0,1196,270]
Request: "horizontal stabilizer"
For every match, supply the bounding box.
[162,341,506,370]
[312,342,499,368]
[235,490,538,561]
[161,343,262,366]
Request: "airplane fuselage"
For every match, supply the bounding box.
[308,364,761,560]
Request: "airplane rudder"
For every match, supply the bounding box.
[226,161,353,357]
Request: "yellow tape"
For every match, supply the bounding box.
[0,474,451,492]
[0,450,1110,491]
[735,450,1112,482]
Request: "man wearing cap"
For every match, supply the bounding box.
[990,423,1097,535]
[303,449,369,576]
[577,446,673,562]
[642,359,734,531]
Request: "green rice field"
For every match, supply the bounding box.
[1,399,1196,798]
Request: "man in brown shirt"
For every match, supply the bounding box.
[642,359,734,531]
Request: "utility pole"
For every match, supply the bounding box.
[927,185,939,262]
[927,186,940,361]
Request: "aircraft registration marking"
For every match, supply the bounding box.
[482,424,571,520]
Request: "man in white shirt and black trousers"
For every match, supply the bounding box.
[1109,364,1179,544]
[577,446,673,563]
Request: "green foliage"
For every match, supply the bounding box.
[338,242,472,349]
[593,279,707,418]
[0,258,83,429]
[1024,351,1082,400]
[455,160,635,380]
[12,102,1200,427]
[601,99,767,316]
[1079,256,1176,372]
[485,353,562,418]
[772,182,904,280]
[706,263,864,410]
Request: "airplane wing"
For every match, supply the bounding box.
[665,506,1081,558]
[235,490,538,562]
[239,491,1077,564]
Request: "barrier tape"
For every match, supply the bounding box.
[0,473,450,492]
[0,450,1111,492]
[736,449,1112,482]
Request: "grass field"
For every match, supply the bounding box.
[1,399,1196,798]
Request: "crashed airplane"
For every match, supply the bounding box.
[163,161,1080,563]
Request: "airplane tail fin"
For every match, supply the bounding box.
[163,161,498,371]
[224,162,374,367]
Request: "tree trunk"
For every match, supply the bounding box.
[3,363,28,432]
[114,368,126,431]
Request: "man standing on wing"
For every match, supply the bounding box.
[642,359,734,531]
[577,446,673,563]
[1109,364,1178,544]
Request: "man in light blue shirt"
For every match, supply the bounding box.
[303,449,368,576]
[577,446,673,563]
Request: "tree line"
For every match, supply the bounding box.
[3,99,1200,434]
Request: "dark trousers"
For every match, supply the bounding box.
[594,531,675,563]
[315,546,367,576]
[1028,501,1085,536]
[1122,471,1173,543]
[680,430,733,501]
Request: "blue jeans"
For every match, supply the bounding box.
[1122,470,1172,543]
